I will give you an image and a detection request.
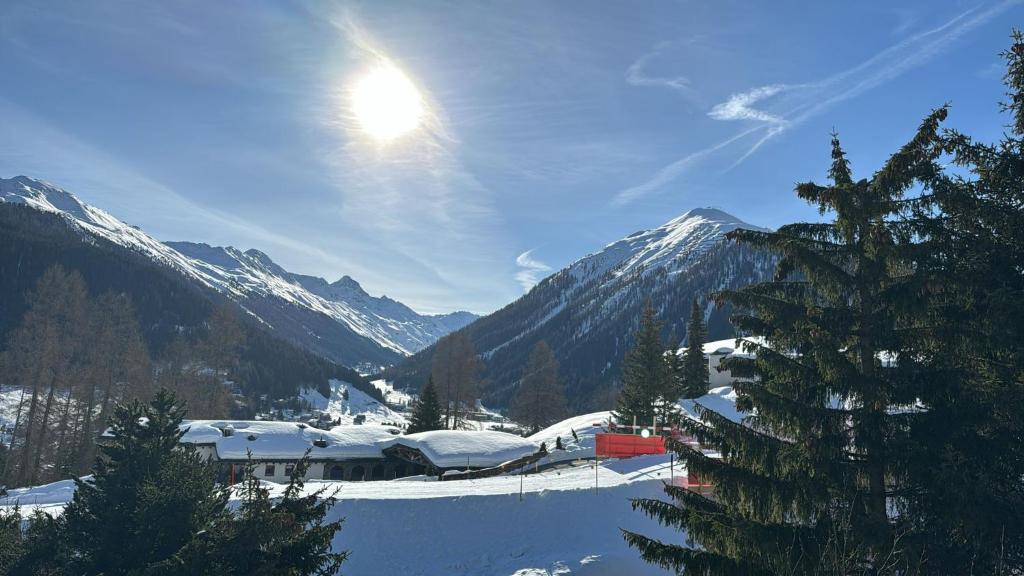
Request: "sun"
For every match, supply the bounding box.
[350,65,424,142]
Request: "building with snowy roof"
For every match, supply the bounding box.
[179,420,542,483]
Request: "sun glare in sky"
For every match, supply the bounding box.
[350,64,424,142]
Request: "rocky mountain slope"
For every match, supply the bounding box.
[387,208,775,410]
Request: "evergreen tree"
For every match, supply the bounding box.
[4,389,349,575]
[406,376,445,434]
[192,451,348,576]
[624,109,951,573]
[615,302,674,429]
[509,341,568,434]
[897,31,1024,571]
[60,389,230,575]
[680,298,710,399]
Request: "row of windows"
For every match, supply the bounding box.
[263,463,295,477]
[244,462,419,481]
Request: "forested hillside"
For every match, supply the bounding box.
[0,203,378,397]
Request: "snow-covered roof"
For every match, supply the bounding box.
[383,430,541,469]
[679,386,745,424]
[179,420,541,468]
[181,420,401,461]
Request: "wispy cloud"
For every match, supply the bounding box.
[626,40,703,105]
[514,249,552,292]
[707,84,790,124]
[615,0,1017,206]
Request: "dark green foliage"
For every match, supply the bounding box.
[680,298,710,398]
[893,30,1024,571]
[0,509,67,576]
[60,389,230,575]
[615,302,676,427]
[191,453,347,576]
[406,376,445,434]
[625,103,953,572]
[1,390,348,575]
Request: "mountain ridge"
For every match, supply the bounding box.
[386,206,774,409]
[0,176,476,366]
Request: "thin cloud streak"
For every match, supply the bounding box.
[626,40,703,106]
[612,125,766,206]
[615,0,1017,206]
[514,249,552,292]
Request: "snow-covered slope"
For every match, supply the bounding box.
[300,379,408,426]
[166,241,476,356]
[389,208,775,409]
[570,208,757,282]
[0,176,475,365]
[2,457,682,575]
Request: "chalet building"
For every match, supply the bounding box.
[179,420,541,484]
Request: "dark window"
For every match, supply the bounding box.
[349,465,365,481]
[264,464,276,477]
[285,463,295,477]
[329,465,345,480]
[371,464,386,481]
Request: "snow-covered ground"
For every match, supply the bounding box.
[370,378,415,409]
[0,387,23,428]
[2,457,682,575]
[300,379,409,426]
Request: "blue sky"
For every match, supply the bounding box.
[0,1,1019,314]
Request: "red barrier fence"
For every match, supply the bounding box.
[595,433,667,458]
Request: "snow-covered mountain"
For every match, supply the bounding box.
[0,176,475,365]
[388,208,775,409]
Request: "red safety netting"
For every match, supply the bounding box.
[594,433,667,458]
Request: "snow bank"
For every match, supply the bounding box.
[181,420,401,460]
[385,430,540,469]
[0,478,80,516]
[529,412,612,464]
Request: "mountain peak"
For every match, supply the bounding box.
[567,207,764,283]
[1,175,91,222]
[331,275,364,291]
[679,207,748,223]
